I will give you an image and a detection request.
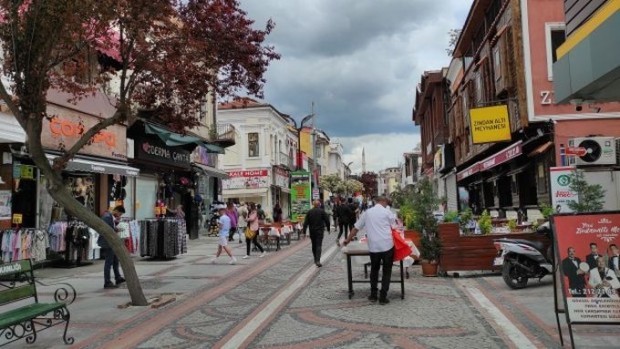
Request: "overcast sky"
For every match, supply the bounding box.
[238,0,473,173]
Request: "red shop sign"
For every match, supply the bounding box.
[227,169,269,177]
[479,140,522,171]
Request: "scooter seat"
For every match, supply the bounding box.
[505,239,545,252]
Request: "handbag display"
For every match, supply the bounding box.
[392,229,412,261]
[245,227,256,240]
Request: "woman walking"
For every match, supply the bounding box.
[243,202,265,259]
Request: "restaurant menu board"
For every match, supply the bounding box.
[290,170,311,222]
[553,213,620,324]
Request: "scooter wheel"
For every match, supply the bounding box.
[502,261,529,289]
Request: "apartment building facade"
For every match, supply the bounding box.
[217,98,297,219]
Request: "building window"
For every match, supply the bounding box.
[545,22,566,81]
[248,132,259,157]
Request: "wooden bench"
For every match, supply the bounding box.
[0,260,76,346]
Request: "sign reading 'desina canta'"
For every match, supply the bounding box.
[469,105,511,144]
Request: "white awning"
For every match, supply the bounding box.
[46,154,140,177]
[192,163,229,179]
[0,112,26,143]
[223,188,268,197]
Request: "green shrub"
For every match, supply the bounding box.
[478,210,492,235]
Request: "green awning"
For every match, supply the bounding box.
[203,143,225,154]
[145,123,202,146]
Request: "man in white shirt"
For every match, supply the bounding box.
[589,256,620,299]
[343,196,395,305]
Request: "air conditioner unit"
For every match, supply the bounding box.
[570,136,617,166]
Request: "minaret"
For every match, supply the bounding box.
[362,148,366,173]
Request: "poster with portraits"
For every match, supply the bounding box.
[552,213,620,324]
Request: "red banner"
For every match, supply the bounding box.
[553,213,620,324]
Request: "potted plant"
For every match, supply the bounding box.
[410,178,442,276]
[478,210,492,235]
[458,208,473,235]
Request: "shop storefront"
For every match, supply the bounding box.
[222,168,271,214]
[128,120,201,239]
[456,137,552,221]
[191,144,228,212]
[2,99,142,267]
[272,166,291,220]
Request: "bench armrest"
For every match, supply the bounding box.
[35,281,77,306]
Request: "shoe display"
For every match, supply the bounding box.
[379,298,390,305]
[242,255,250,259]
[116,277,126,285]
[104,282,118,289]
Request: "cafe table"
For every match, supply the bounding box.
[342,241,405,300]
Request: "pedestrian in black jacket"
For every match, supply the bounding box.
[303,200,330,267]
[337,200,353,244]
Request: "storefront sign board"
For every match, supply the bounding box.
[274,167,290,189]
[191,145,218,167]
[42,105,127,160]
[550,166,578,213]
[469,105,511,144]
[552,213,620,325]
[223,169,269,190]
[290,170,311,222]
[134,135,191,169]
[479,141,522,171]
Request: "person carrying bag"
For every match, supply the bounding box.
[243,203,265,259]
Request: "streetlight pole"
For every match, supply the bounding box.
[296,113,314,170]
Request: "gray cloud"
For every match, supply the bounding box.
[238,0,472,171]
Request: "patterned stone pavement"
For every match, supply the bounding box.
[11,233,614,349]
[79,236,520,349]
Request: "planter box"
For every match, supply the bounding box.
[437,223,550,274]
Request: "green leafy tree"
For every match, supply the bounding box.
[336,179,363,196]
[410,178,442,261]
[567,170,605,212]
[319,174,342,195]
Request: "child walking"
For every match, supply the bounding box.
[211,207,237,264]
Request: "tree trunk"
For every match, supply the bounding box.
[26,125,148,306]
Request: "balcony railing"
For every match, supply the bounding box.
[211,123,236,147]
[279,152,293,168]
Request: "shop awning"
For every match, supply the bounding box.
[0,112,26,143]
[223,188,268,197]
[527,141,553,158]
[457,140,523,181]
[144,123,203,146]
[203,143,225,154]
[46,154,140,177]
[192,163,229,179]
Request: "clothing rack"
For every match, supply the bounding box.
[0,228,48,263]
[48,219,93,268]
[139,218,186,259]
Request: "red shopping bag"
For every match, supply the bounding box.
[392,230,412,261]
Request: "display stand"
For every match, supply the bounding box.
[51,219,93,269]
[139,218,183,259]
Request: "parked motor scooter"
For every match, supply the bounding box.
[492,222,553,289]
